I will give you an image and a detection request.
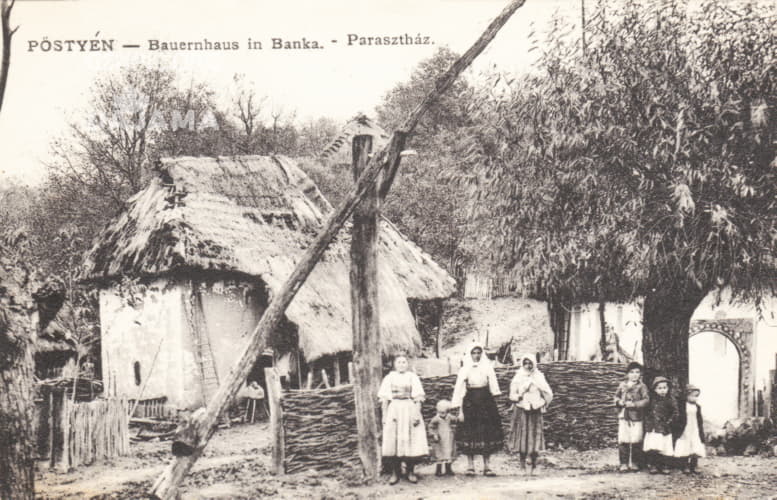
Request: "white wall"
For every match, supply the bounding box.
[100,278,269,410]
[689,331,740,426]
[569,302,643,362]
[99,279,186,407]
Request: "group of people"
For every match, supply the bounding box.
[616,362,706,475]
[378,342,553,484]
[377,344,707,485]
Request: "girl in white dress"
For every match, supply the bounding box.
[378,355,428,484]
[673,385,706,474]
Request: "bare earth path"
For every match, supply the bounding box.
[36,423,777,499]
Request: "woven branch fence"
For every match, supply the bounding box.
[282,361,624,473]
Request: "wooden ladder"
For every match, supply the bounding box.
[186,286,221,405]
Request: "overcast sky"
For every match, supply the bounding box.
[0,0,578,185]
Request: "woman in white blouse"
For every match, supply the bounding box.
[378,355,428,485]
[451,342,504,476]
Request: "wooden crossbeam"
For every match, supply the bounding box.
[149,1,528,497]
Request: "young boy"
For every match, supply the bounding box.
[614,362,649,471]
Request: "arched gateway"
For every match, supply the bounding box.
[689,319,754,418]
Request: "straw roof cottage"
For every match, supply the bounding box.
[82,155,455,410]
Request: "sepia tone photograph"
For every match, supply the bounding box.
[1,0,776,498]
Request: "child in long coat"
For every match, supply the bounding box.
[643,376,677,474]
[614,362,649,471]
[673,385,706,474]
[428,399,458,476]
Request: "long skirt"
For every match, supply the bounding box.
[381,399,428,458]
[507,406,544,454]
[456,387,503,455]
[643,431,674,456]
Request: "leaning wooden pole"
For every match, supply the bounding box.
[149,2,528,497]
[350,135,382,480]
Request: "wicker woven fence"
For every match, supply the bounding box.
[282,361,625,473]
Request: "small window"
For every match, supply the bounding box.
[133,361,142,386]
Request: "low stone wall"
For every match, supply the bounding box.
[282,361,625,473]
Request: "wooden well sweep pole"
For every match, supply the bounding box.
[350,135,382,480]
[149,2,527,497]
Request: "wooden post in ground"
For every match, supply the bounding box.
[264,367,284,475]
[350,134,383,481]
[321,369,331,389]
[149,2,528,497]
[348,361,355,384]
[333,357,341,386]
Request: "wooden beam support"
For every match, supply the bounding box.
[149,2,527,497]
[351,135,382,480]
[264,368,284,475]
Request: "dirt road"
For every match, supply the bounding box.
[36,423,777,499]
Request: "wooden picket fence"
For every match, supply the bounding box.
[55,397,130,470]
[463,273,521,299]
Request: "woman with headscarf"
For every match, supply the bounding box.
[451,342,503,476]
[508,353,553,474]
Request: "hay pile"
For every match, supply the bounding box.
[283,361,625,473]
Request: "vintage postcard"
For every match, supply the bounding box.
[1,0,776,499]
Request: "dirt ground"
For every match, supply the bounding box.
[36,422,777,500]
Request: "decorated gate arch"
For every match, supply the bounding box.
[689,319,754,418]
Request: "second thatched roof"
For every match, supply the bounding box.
[81,155,456,360]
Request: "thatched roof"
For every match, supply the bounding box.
[81,155,456,360]
[320,114,390,166]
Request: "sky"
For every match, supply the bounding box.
[0,0,579,185]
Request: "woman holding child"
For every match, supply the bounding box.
[507,353,553,474]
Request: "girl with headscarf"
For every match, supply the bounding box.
[451,342,503,476]
[378,355,428,485]
[508,353,553,474]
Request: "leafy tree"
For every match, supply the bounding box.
[375,46,476,271]
[459,0,777,383]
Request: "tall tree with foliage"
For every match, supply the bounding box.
[459,0,776,383]
[375,46,477,272]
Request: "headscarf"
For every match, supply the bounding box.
[462,341,488,368]
[512,353,553,398]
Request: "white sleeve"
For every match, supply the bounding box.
[377,373,393,402]
[488,365,502,396]
[411,373,425,402]
[451,367,467,408]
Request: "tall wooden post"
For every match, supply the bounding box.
[264,367,284,475]
[350,134,382,481]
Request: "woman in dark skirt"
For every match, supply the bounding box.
[508,353,553,474]
[451,342,503,476]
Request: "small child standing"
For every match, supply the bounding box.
[614,362,649,471]
[428,399,457,476]
[643,376,677,474]
[673,385,706,474]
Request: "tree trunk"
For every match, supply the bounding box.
[598,301,608,361]
[548,296,571,360]
[0,285,35,500]
[642,285,708,388]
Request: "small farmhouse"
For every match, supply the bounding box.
[81,155,456,411]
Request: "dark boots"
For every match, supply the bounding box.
[445,462,454,476]
[529,452,538,475]
[618,444,630,471]
[406,460,418,484]
[435,464,444,476]
[519,452,527,472]
[388,458,401,485]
